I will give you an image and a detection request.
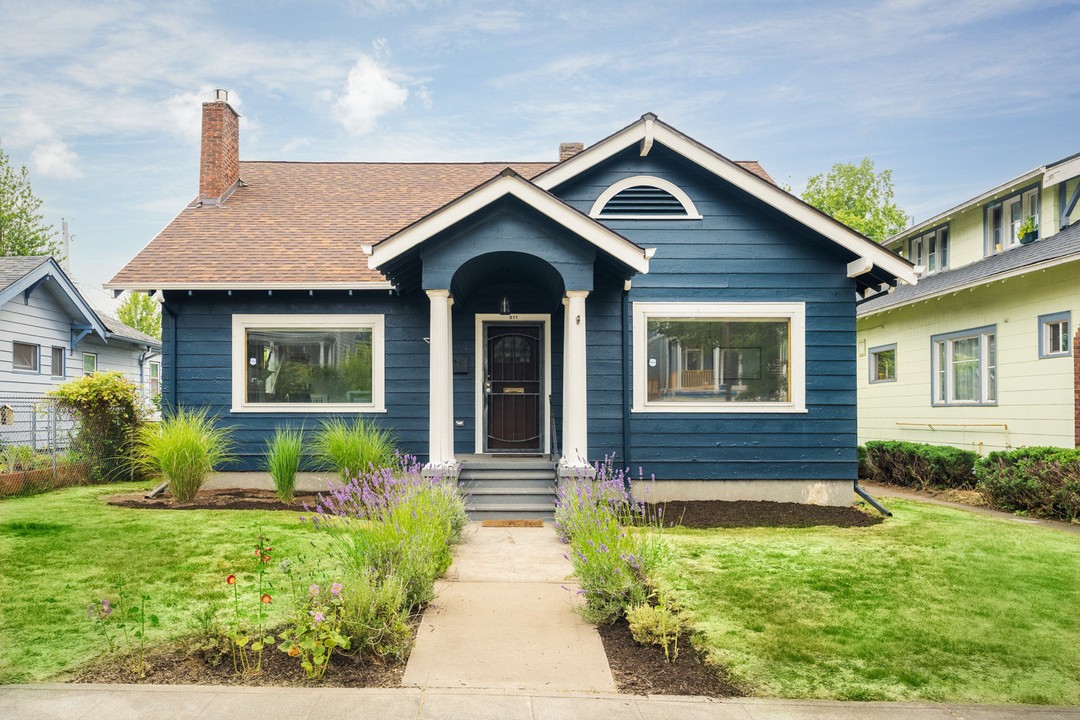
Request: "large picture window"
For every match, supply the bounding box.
[632,302,805,413]
[231,315,385,413]
[931,326,996,405]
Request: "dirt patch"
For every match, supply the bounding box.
[597,618,742,697]
[68,642,405,688]
[107,488,322,512]
[650,500,883,529]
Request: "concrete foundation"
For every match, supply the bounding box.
[630,479,855,506]
[203,471,340,492]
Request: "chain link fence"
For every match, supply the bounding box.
[0,393,83,497]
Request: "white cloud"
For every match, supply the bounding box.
[12,112,83,179]
[160,88,247,144]
[332,47,409,136]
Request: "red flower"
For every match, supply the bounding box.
[226,574,236,585]
[261,593,272,604]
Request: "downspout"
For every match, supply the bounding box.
[854,480,892,517]
[621,280,632,490]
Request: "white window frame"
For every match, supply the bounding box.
[987,185,1039,254]
[1038,311,1070,358]
[149,359,161,396]
[83,352,98,375]
[868,343,897,384]
[909,225,949,274]
[589,175,702,220]
[231,314,386,414]
[931,325,996,406]
[13,342,39,373]
[632,301,806,413]
[51,346,66,378]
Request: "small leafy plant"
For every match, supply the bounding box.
[225,534,276,675]
[1016,215,1037,239]
[264,426,304,502]
[278,582,351,681]
[627,592,687,663]
[138,407,233,502]
[87,577,160,677]
[313,417,395,480]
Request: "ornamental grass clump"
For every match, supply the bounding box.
[264,426,305,502]
[313,417,395,480]
[554,458,668,624]
[138,407,233,502]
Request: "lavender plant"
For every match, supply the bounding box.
[554,457,668,624]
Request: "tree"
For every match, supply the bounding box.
[117,292,162,340]
[801,158,908,243]
[0,141,60,257]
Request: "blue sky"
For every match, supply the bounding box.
[1,0,1078,299]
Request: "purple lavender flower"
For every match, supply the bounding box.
[309,584,320,596]
[312,611,325,623]
[330,582,343,597]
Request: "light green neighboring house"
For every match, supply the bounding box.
[857,153,1080,453]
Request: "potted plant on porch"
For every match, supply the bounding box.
[1017,215,1038,245]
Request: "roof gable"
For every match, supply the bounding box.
[0,256,108,341]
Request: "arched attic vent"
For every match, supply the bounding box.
[589,175,701,220]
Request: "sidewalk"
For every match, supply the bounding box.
[3,684,1077,719]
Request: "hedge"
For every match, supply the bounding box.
[975,447,1080,523]
[862,440,978,490]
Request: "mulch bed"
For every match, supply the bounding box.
[108,488,321,511]
[68,642,405,688]
[650,500,883,529]
[597,619,742,697]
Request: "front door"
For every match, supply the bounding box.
[483,323,543,453]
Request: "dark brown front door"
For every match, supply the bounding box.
[484,323,543,452]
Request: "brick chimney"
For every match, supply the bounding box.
[559,142,584,162]
[199,89,240,202]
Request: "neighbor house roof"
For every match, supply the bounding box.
[95,309,162,348]
[106,154,778,291]
[859,221,1080,316]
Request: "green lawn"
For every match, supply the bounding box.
[659,499,1080,704]
[0,483,318,683]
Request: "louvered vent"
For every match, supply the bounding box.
[597,185,690,217]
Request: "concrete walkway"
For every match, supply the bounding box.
[3,684,1078,719]
[401,523,616,692]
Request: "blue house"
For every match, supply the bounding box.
[107,91,915,513]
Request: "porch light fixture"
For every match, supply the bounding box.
[499,292,512,315]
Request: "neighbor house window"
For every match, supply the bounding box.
[231,314,385,413]
[931,326,996,405]
[13,342,39,372]
[869,344,896,383]
[632,302,805,413]
[149,360,161,396]
[83,352,98,375]
[987,186,1039,253]
[1038,312,1070,358]
[51,347,66,378]
[909,226,949,273]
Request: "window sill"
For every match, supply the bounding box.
[632,403,807,414]
[931,402,998,408]
[13,369,40,375]
[1038,352,1072,360]
[231,404,387,414]
[868,378,897,384]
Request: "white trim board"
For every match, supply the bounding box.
[368,172,651,275]
[533,116,917,286]
[473,313,552,455]
[631,301,807,414]
[230,313,386,414]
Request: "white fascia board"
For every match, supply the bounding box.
[534,120,916,286]
[2,259,109,340]
[1044,155,1080,188]
[857,254,1080,317]
[102,281,395,291]
[368,174,651,274]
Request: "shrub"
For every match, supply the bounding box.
[627,594,687,663]
[138,407,233,502]
[313,418,395,479]
[555,459,668,624]
[337,570,412,660]
[863,440,978,490]
[264,426,304,502]
[975,447,1080,522]
[50,371,145,482]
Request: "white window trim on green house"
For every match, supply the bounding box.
[985,184,1039,255]
[632,301,806,414]
[909,226,949,274]
[868,343,896,383]
[1038,311,1071,358]
[931,325,996,406]
[82,352,97,375]
[230,314,386,414]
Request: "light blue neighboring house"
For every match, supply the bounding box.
[0,256,162,401]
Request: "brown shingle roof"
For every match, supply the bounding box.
[108,158,775,288]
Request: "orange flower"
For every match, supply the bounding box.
[261,593,272,604]
[287,645,300,657]
[226,574,236,585]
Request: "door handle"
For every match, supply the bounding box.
[484,378,492,395]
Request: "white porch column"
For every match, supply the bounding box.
[425,289,457,473]
[561,290,590,471]
[712,347,721,393]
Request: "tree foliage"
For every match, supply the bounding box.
[50,371,146,482]
[117,292,162,340]
[801,158,908,243]
[0,141,59,257]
